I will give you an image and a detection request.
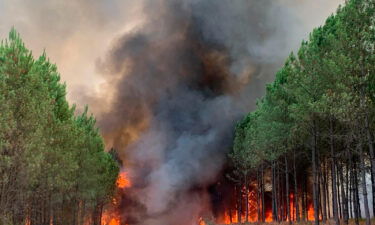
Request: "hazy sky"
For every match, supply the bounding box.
[0,0,343,107]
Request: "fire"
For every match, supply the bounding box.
[198,217,206,225]
[217,209,251,224]
[307,203,314,221]
[117,171,131,189]
[265,210,272,222]
[101,212,120,225]
[103,171,317,225]
[108,219,120,225]
[219,210,234,224]
[215,192,318,224]
[100,171,132,225]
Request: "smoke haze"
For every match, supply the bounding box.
[0,0,343,224]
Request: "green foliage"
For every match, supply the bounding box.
[230,0,375,182]
[0,28,119,224]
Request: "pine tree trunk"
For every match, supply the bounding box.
[330,118,340,225]
[80,200,86,225]
[353,162,360,225]
[325,160,330,219]
[238,184,242,223]
[229,209,232,224]
[337,165,342,219]
[272,161,278,222]
[338,163,349,224]
[278,164,282,221]
[285,155,291,224]
[345,160,350,219]
[317,150,323,222]
[257,169,261,222]
[303,175,307,221]
[321,160,327,222]
[100,203,104,225]
[321,164,327,223]
[261,164,265,222]
[245,174,249,223]
[365,115,375,218]
[293,149,300,222]
[359,142,371,225]
[349,166,352,219]
[312,122,319,225]
[348,152,354,220]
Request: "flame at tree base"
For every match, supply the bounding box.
[100,171,131,225]
[101,171,318,225]
[214,191,316,225]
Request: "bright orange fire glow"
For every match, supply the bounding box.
[198,217,207,225]
[220,210,234,224]
[100,171,132,225]
[109,218,120,225]
[265,210,273,222]
[216,192,317,224]
[101,172,317,225]
[101,214,120,225]
[307,203,314,221]
[117,171,131,189]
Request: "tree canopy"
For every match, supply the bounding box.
[229,0,375,225]
[0,29,119,225]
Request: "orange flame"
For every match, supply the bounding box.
[101,212,120,225]
[265,210,273,222]
[100,171,132,225]
[216,192,318,224]
[117,171,131,189]
[198,217,207,225]
[307,203,314,221]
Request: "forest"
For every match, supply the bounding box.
[228,0,375,225]
[1,0,375,225]
[0,30,119,225]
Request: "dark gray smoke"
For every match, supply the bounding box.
[89,0,342,224]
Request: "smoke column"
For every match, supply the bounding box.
[88,0,343,224]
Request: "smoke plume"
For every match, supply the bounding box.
[90,1,343,224]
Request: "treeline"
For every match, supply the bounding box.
[230,1,375,225]
[0,30,119,225]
